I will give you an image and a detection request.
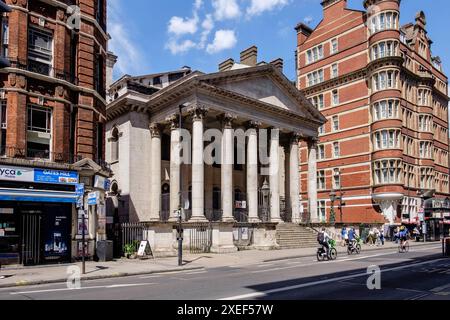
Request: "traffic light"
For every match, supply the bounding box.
[0,1,10,68]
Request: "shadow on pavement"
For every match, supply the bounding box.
[244,253,449,300]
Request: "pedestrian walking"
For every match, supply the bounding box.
[341,227,348,247]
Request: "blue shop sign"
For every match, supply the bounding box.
[34,169,79,185]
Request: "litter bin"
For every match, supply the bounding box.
[443,238,450,257]
[96,240,114,262]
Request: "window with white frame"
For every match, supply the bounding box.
[331,63,338,78]
[317,170,326,190]
[307,69,324,87]
[1,15,8,58]
[369,11,399,35]
[28,28,53,76]
[372,100,399,121]
[419,141,432,159]
[371,40,398,60]
[332,115,339,132]
[420,167,434,190]
[317,200,326,223]
[333,168,341,189]
[306,45,324,64]
[373,129,401,150]
[309,94,324,110]
[331,38,338,54]
[373,159,402,185]
[418,115,432,132]
[332,90,339,105]
[27,105,52,159]
[0,100,6,156]
[318,145,325,160]
[318,125,324,135]
[333,142,340,158]
[373,70,398,91]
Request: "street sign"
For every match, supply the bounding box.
[76,184,84,209]
[87,191,99,206]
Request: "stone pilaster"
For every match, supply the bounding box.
[149,123,162,222]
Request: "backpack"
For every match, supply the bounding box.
[317,232,325,243]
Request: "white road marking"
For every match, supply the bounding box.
[139,275,161,279]
[10,282,157,295]
[220,258,446,300]
[431,283,450,293]
[184,271,208,275]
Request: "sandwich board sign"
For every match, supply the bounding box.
[137,240,153,258]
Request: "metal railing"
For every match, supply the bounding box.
[120,223,148,256]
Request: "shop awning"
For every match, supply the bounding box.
[0,188,77,203]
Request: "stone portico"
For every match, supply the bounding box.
[106,47,326,256]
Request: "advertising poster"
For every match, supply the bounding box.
[78,218,89,235]
[43,207,71,261]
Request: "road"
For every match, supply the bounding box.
[0,244,448,300]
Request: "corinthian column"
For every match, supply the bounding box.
[189,106,208,222]
[247,121,261,223]
[167,114,181,221]
[149,123,162,222]
[220,114,237,222]
[290,133,302,224]
[270,128,282,223]
[308,138,319,223]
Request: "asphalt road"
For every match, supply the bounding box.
[0,244,448,301]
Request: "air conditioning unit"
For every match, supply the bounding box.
[38,96,44,105]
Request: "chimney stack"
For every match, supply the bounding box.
[219,58,235,72]
[240,46,258,66]
[270,58,284,73]
[106,51,118,89]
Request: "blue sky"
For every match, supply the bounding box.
[108,0,450,82]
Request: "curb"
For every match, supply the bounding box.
[0,266,204,289]
[262,242,441,263]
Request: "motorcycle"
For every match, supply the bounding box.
[347,236,362,255]
[317,239,338,261]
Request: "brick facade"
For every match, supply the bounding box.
[297,0,450,225]
[0,0,107,164]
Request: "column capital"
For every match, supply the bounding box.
[290,132,305,144]
[188,105,209,121]
[166,114,180,130]
[246,120,262,130]
[149,123,162,138]
[218,113,237,129]
[308,136,320,146]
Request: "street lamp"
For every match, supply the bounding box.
[260,179,270,222]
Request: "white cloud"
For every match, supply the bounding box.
[199,14,215,48]
[166,39,197,55]
[194,0,203,10]
[247,0,290,17]
[212,0,241,21]
[168,16,199,36]
[206,30,237,54]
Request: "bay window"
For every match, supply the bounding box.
[370,11,399,35]
[373,159,402,185]
[374,129,400,150]
[373,100,399,121]
[373,70,398,91]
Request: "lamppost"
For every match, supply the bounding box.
[260,179,270,222]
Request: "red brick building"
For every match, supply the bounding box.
[0,0,110,265]
[296,0,450,229]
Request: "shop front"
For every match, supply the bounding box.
[0,164,78,266]
[423,198,450,241]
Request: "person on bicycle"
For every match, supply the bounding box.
[399,225,408,248]
[348,227,357,248]
[318,228,331,256]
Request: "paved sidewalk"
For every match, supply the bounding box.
[0,241,441,289]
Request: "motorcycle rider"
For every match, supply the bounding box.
[317,228,331,257]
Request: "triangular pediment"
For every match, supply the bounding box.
[197,65,325,123]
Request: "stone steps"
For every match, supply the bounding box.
[275,224,319,249]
